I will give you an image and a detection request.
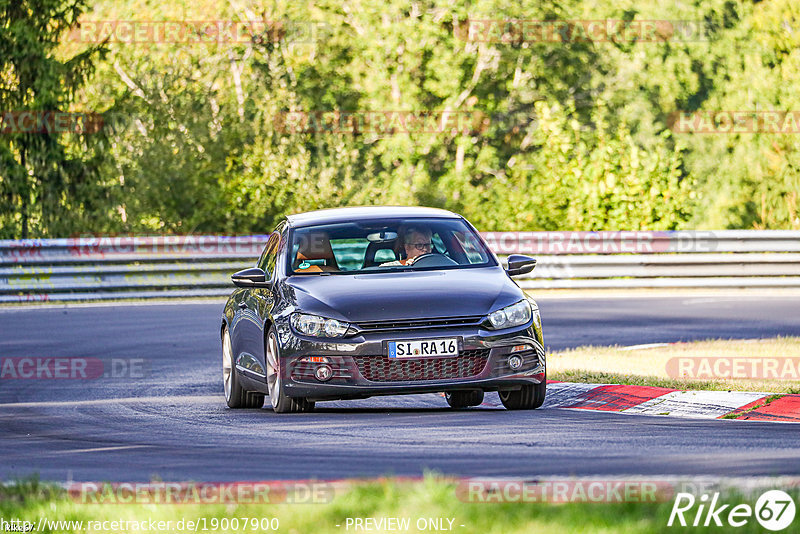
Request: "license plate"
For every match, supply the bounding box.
[387,338,459,358]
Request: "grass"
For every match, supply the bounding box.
[719,394,784,419]
[548,337,800,394]
[1,476,795,534]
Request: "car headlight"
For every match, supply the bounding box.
[528,298,541,327]
[290,313,350,338]
[487,300,532,330]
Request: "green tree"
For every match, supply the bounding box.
[0,0,108,238]
[41,0,800,235]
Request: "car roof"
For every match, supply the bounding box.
[285,206,462,227]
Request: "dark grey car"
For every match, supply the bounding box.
[221,206,545,413]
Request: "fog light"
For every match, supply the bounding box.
[315,364,333,382]
[508,355,523,370]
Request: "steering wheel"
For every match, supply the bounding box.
[410,253,459,268]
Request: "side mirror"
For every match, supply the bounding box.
[506,254,536,277]
[231,267,272,288]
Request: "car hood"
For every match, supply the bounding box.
[284,266,524,323]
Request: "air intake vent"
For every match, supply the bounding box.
[353,350,489,382]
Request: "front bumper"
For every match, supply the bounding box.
[272,321,545,401]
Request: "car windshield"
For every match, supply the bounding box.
[288,217,495,275]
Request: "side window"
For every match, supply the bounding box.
[453,231,489,264]
[258,233,281,276]
[432,233,449,256]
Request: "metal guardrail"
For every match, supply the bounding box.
[0,236,266,302]
[0,231,798,302]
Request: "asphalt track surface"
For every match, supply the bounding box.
[1,295,800,482]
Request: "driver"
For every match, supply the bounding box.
[380,225,433,266]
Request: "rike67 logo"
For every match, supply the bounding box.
[668,490,796,531]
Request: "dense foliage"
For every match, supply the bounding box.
[1,0,799,237]
[0,0,107,237]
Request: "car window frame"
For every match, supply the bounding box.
[257,223,285,279]
[284,217,498,276]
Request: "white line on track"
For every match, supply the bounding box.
[621,390,766,418]
[619,343,671,351]
[0,395,220,408]
[0,299,225,312]
[48,445,152,454]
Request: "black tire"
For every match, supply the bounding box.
[266,327,315,413]
[222,326,264,409]
[445,390,484,409]
[499,380,546,410]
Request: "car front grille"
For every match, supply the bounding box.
[353,349,490,382]
[353,316,484,333]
